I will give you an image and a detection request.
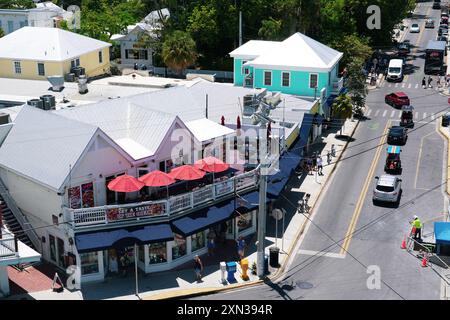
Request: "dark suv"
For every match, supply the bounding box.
[387,126,408,145]
[442,112,450,127]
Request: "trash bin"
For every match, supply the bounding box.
[269,247,280,268]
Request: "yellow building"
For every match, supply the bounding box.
[0,27,111,80]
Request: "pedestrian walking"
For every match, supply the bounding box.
[446,74,450,88]
[207,231,216,256]
[317,155,323,176]
[422,77,426,88]
[428,76,433,88]
[327,151,332,165]
[306,157,313,175]
[193,255,203,282]
[331,144,336,157]
[236,236,246,260]
[312,153,317,171]
[437,76,442,88]
[410,215,423,241]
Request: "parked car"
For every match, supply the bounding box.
[425,19,435,28]
[387,126,408,145]
[442,112,450,127]
[385,92,410,108]
[441,17,448,25]
[397,42,410,56]
[410,23,420,33]
[437,35,448,42]
[373,175,402,204]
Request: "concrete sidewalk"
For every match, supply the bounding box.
[5,118,360,300]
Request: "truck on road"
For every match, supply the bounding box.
[424,40,446,75]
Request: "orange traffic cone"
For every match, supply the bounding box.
[421,255,428,268]
[401,236,407,249]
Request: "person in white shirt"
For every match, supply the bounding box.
[317,155,323,176]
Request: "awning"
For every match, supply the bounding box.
[298,113,314,150]
[75,223,174,253]
[267,151,301,198]
[314,114,324,126]
[434,222,450,245]
[171,192,264,237]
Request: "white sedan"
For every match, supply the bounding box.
[410,23,420,33]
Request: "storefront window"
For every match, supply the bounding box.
[80,252,99,275]
[191,231,205,252]
[172,234,186,260]
[148,242,167,264]
[237,212,253,232]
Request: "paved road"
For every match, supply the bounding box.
[195,2,450,300]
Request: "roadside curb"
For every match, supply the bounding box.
[437,121,450,196]
[142,118,361,300]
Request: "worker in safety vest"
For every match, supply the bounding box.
[411,215,423,240]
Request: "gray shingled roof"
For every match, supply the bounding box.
[0,106,98,191]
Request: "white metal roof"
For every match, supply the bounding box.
[185,118,235,142]
[229,40,280,60]
[244,32,343,72]
[0,27,111,61]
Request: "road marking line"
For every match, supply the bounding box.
[423,112,427,119]
[382,110,387,117]
[402,83,406,88]
[340,120,390,255]
[395,83,399,88]
[431,114,435,121]
[388,83,392,88]
[408,83,412,88]
[297,249,346,259]
[390,110,395,118]
[375,110,380,117]
[366,109,372,116]
[415,112,419,119]
[398,111,402,118]
[414,131,436,190]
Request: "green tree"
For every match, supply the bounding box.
[332,93,353,135]
[328,34,372,71]
[0,0,34,9]
[258,18,283,41]
[162,30,197,74]
[0,28,4,38]
[346,58,368,118]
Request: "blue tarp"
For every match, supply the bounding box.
[434,222,450,245]
[75,223,174,253]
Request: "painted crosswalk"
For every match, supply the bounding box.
[365,108,438,122]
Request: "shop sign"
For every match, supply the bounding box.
[106,203,166,221]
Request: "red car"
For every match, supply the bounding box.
[385,92,410,108]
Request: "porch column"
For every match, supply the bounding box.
[0,265,10,296]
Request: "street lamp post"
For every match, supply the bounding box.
[257,123,268,278]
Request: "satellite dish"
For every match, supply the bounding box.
[272,208,284,221]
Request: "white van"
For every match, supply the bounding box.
[386,59,404,82]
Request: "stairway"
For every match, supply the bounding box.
[1,199,34,249]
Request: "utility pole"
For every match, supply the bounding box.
[205,94,209,119]
[257,123,268,278]
[239,11,243,47]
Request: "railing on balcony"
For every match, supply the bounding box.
[244,73,253,87]
[67,168,259,230]
[0,228,18,259]
[332,77,344,93]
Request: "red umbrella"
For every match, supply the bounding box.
[168,165,206,181]
[138,170,175,187]
[107,174,144,192]
[194,156,229,173]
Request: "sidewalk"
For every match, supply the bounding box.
[4,118,360,300]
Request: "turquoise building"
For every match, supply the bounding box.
[229,33,344,101]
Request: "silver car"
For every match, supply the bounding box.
[373,175,402,204]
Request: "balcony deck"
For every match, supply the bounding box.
[332,77,344,94]
[65,167,259,231]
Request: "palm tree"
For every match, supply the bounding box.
[162,30,197,75]
[332,94,353,135]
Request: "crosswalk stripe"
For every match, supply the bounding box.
[402,83,406,88]
[366,109,372,116]
[408,83,411,88]
[382,110,387,117]
[431,114,435,120]
[395,83,399,88]
[415,84,418,89]
[423,112,427,119]
[398,111,402,118]
[388,83,392,87]
[375,110,380,116]
[415,112,418,119]
[390,110,395,117]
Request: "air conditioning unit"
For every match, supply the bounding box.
[40,95,56,110]
[27,98,44,109]
[0,113,10,125]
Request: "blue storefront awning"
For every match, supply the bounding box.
[75,223,174,253]
[298,113,314,150]
[267,151,301,198]
[314,114,325,126]
[434,222,450,245]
